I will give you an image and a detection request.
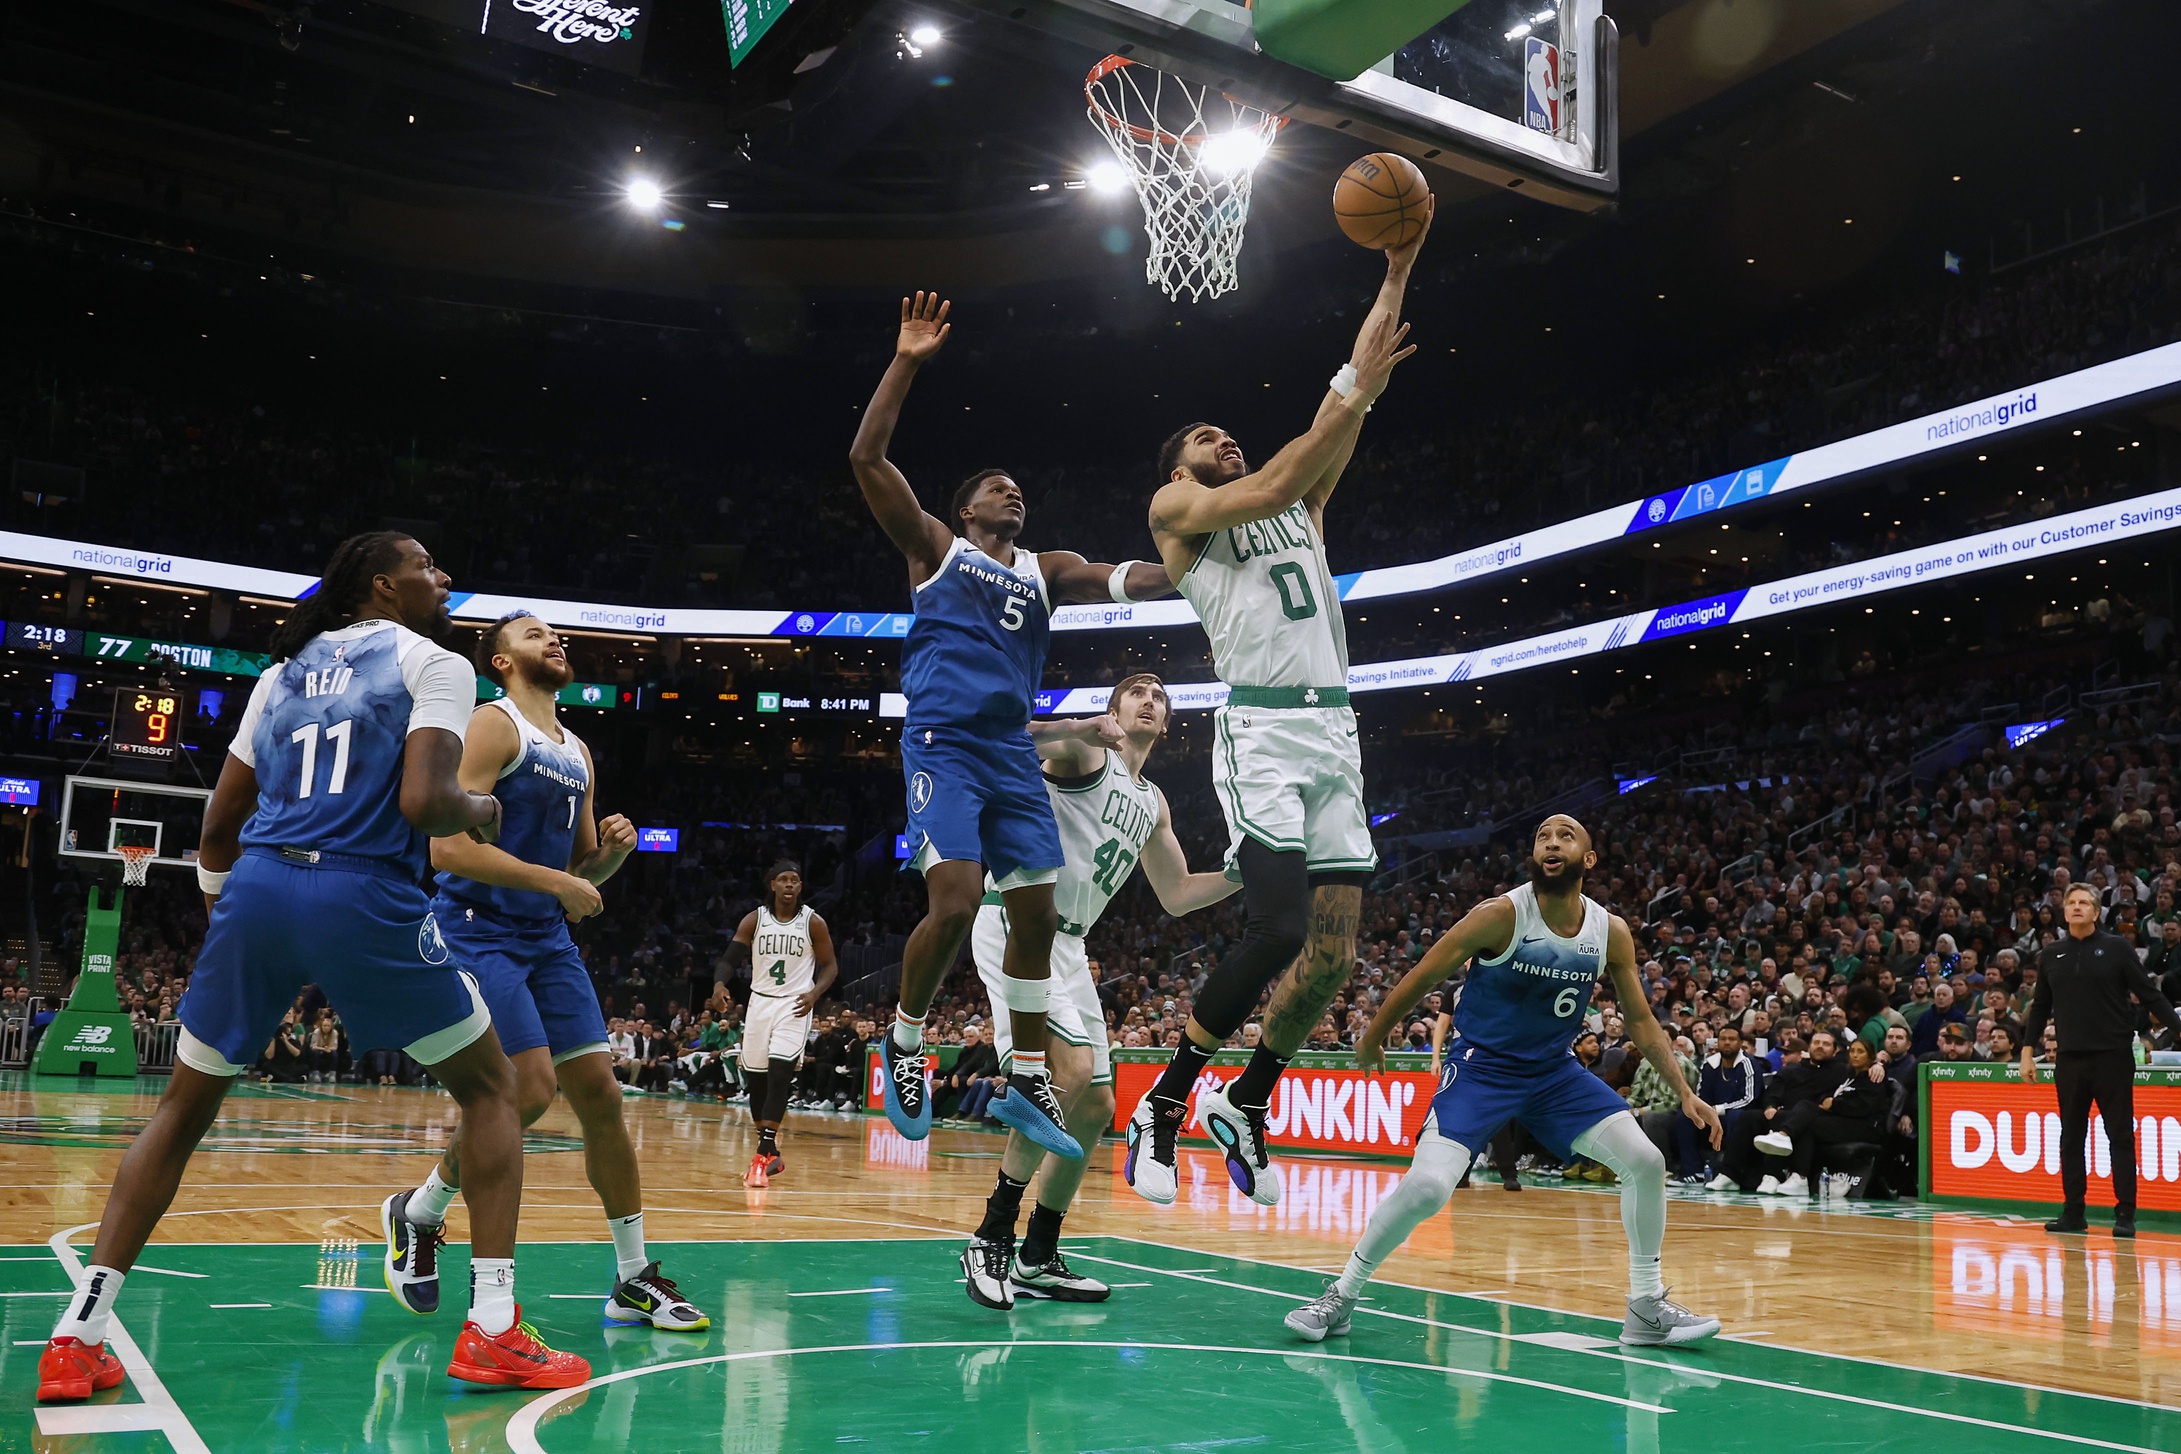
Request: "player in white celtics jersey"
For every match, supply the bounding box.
[958,674,1238,1309]
[728,862,837,1185]
[1128,199,1430,1209]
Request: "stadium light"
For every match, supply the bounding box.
[1086,160,1129,194]
[627,177,664,210]
[909,23,942,45]
[1200,129,1272,177]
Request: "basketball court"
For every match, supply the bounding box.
[5,1078,2177,1452]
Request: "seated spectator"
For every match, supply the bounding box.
[935,1025,999,1120]
[1686,1026,1763,1187]
[1717,1028,1840,1192]
[1772,1037,1892,1196]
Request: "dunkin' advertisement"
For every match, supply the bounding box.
[1925,1068,2181,1213]
[1108,1060,1436,1156]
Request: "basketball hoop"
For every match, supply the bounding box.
[115,845,156,888]
[1085,56,1288,302]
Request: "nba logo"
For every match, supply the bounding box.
[1523,35,1560,134]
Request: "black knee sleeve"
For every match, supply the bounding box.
[1189,840,1311,1038]
[766,1058,801,1121]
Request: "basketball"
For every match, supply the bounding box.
[1334,152,1430,249]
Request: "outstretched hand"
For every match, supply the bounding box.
[1386,191,1435,272]
[1352,318,1417,405]
[898,291,951,363]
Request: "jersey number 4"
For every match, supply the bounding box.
[767,960,788,986]
[290,720,355,798]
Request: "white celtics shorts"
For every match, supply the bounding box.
[741,993,811,1070]
[1211,702,1376,875]
[970,903,1112,1087]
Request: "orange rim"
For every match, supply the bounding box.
[1084,54,1288,149]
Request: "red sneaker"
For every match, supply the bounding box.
[37,1338,125,1403]
[743,1153,770,1188]
[445,1308,590,1390]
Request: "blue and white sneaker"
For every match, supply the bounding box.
[379,1190,441,1315]
[880,1034,932,1141]
[1123,1092,1179,1205]
[1198,1084,1281,1206]
[990,1071,1083,1160]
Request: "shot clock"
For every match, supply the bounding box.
[111,689,181,761]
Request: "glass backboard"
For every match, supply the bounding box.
[58,776,213,871]
[963,0,1617,209]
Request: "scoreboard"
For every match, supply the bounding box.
[111,690,181,761]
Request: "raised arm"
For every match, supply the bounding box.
[1607,915,1720,1149]
[1148,313,1416,538]
[1039,551,1177,606]
[1305,199,1433,517]
[848,292,958,583]
[1356,896,1516,1072]
[1137,786,1242,917]
[1028,718,1126,776]
[428,707,604,920]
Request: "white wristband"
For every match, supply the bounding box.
[1328,363,1359,398]
[196,864,231,897]
[1108,561,1141,604]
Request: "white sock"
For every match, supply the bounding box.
[53,1265,125,1346]
[1013,1050,1048,1079]
[1629,1252,1665,1302]
[1332,1249,1380,1300]
[409,1166,457,1226]
[892,1011,925,1053]
[469,1256,516,1336]
[609,1212,648,1282]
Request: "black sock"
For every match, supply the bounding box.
[1019,1203,1066,1268]
[1228,1045,1291,1109]
[757,1126,778,1153]
[976,1172,1028,1243]
[1151,1037,1217,1105]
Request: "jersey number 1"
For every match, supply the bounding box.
[290,719,354,799]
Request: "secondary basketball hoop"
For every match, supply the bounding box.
[115,844,157,887]
[1084,55,1288,302]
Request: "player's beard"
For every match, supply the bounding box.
[1527,856,1581,896]
[516,657,574,693]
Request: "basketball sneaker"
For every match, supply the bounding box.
[380,1189,442,1315]
[961,1233,1016,1311]
[445,1308,591,1389]
[881,1035,932,1141]
[604,1262,709,1332]
[1123,1092,1180,1205]
[1198,1084,1281,1206]
[743,1153,770,1188]
[35,1338,124,1403]
[989,1071,1083,1160]
[1010,1250,1110,1303]
[1284,1283,1357,1343]
[1620,1288,1721,1347]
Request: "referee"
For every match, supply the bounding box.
[2020,883,2180,1239]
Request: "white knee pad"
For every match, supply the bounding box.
[989,973,1052,1014]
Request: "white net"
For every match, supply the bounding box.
[116,845,156,887]
[1085,57,1287,303]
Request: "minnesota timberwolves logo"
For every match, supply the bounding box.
[418,913,450,966]
[909,772,935,814]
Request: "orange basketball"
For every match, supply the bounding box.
[1333,152,1430,250]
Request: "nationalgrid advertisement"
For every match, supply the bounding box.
[3,341,2177,639]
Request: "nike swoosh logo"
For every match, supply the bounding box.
[1519,935,1544,946]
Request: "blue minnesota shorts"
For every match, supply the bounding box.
[433,898,607,1063]
[178,849,488,1075]
[1427,1036,1633,1161]
[899,723,1063,885]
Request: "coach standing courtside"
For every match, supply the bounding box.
[2020,883,2180,1239]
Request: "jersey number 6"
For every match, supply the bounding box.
[1552,987,1580,1018]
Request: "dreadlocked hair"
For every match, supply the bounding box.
[269,532,415,662]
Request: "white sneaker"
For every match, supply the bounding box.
[960,1235,1015,1311]
[1755,1175,1784,1196]
[1824,1173,1854,1199]
[1284,1282,1358,1342]
[1621,1288,1722,1347]
[1123,1092,1179,1205]
[1705,1173,1735,1192]
[1753,1130,1794,1157]
[1198,1084,1281,1206]
[1010,1250,1110,1303]
[1777,1173,1810,1197]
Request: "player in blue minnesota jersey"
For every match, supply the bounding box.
[1283,815,1726,1350]
[36,534,588,1408]
[378,611,709,1335]
[851,291,1174,1158]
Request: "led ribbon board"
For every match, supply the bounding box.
[879,487,2181,716]
[4,343,2174,637]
